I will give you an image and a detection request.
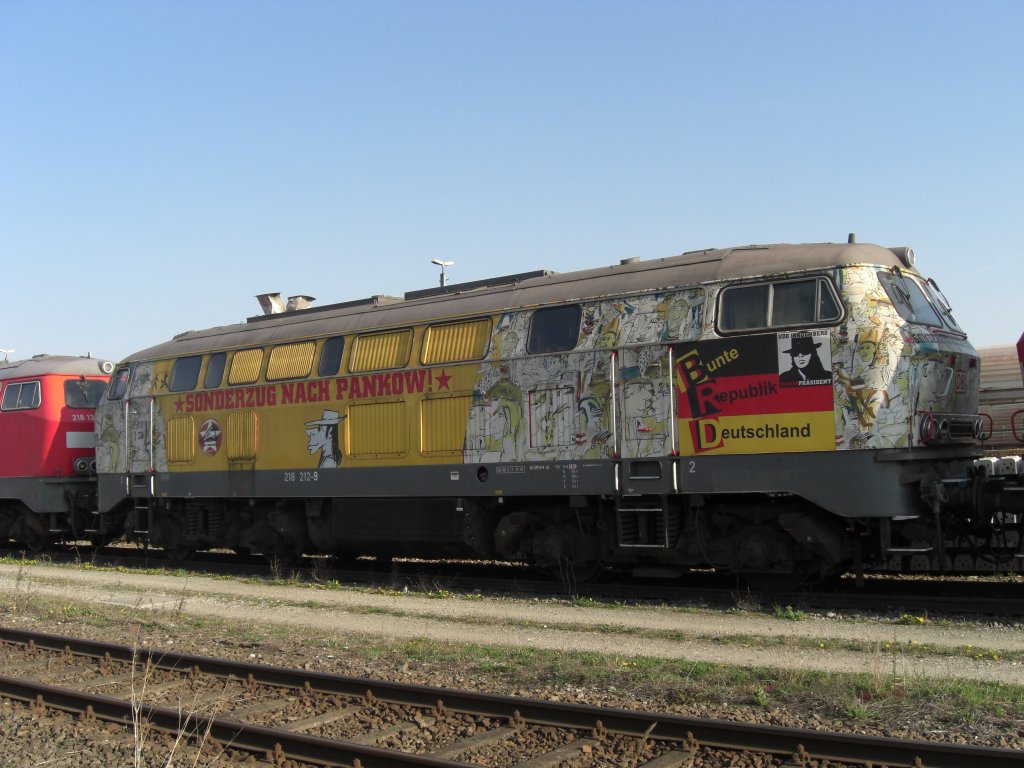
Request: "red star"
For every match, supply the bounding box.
[435,369,451,390]
[175,398,184,412]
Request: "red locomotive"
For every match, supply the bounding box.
[0,354,114,550]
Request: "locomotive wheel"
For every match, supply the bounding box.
[21,529,48,554]
[14,513,48,554]
[533,522,601,585]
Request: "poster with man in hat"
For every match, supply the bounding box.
[305,409,344,468]
[778,330,831,386]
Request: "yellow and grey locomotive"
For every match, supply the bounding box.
[93,238,1023,583]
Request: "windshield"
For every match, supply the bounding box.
[107,366,131,400]
[65,378,108,409]
[877,270,943,327]
[924,278,965,334]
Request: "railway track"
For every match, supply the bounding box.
[1,626,1021,768]
[6,544,1024,618]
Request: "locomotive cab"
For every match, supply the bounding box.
[0,355,114,550]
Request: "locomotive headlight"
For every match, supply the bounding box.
[73,457,94,475]
[100,361,115,374]
[889,246,916,268]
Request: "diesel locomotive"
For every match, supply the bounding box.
[0,355,114,550]
[12,238,1024,585]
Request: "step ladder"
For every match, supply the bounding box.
[131,498,151,536]
[615,498,678,548]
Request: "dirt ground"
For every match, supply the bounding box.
[2,562,1022,684]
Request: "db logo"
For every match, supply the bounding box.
[954,371,967,394]
[198,418,222,455]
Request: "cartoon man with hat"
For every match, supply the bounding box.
[305,409,344,468]
[780,333,830,385]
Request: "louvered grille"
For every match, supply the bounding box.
[351,330,413,372]
[347,401,407,457]
[226,411,259,461]
[422,319,491,364]
[228,348,264,385]
[420,395,471,454]
[267,341,315,381]
[166,416,195,464]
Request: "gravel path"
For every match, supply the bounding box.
[2,562,1021,684]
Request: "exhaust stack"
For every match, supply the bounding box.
[256,293,286,315]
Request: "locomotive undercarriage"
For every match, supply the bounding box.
[112,491,853,586]
[0,503,50,552]
[104,471,1023,587]
[3,468,1019,594]
[78,452,1024,586]
[870,459,1024,575]
[0,480,99,552]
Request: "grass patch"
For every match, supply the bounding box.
[772,604,806,621]
[7,563,1024,666]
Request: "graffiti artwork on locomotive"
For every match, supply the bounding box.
[17,238,1010,585]
[0,355,115,550]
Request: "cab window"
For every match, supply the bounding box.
[170,356,203,392]
[528,305,581,354]
[718,277,841,333]
[108,366,131,400]
[719,284,769,330]
[318,337,345,377]
[204,352,226,389]
[1,381,41,410]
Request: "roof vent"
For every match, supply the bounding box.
[848,233,856,244]
[286,295,316,311]
[256,293,285,315]
[620,257,640,265]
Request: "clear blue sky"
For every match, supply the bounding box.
[2,1,1021,362]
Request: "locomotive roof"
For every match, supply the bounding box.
[0,355,114,381]
[124,241,914,363]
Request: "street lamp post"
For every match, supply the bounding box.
[431,259,454,289]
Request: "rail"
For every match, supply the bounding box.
[1,627,1021,768]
